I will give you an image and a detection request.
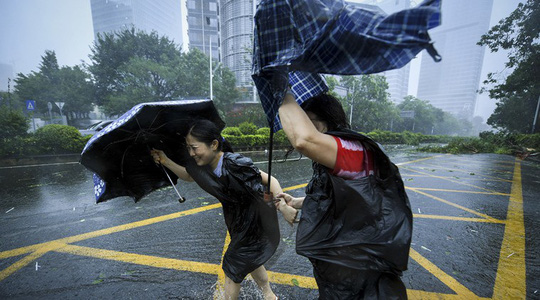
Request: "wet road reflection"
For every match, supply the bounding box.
[1,150,538,299]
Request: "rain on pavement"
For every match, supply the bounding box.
[0,149,539,299]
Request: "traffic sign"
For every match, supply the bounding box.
[26,100,36,111]
[55,102,65,110]
[400,110,415,118]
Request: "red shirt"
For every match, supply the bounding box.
[331,136,374,180]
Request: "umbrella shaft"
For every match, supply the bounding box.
[161,164,184,201]
[267,129,274,193]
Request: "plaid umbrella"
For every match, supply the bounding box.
[252,0,442,131]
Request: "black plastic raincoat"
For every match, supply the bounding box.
[297,129,412,299]
[185,152,280,283]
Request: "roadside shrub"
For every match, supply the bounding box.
[222,127,242,136]
[0,135,39,157]
[223,134,268,148]
[401,131,421,146]
[34,124,85,154]
[274,130,290,147]
[256,127,271,137]
[0,109,29,140]
[238,122,258,135]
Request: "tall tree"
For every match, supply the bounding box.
[89,28,240,116]
[478,0,540,133]
[397,96,444,134]
[14,51,94,119]
[340,75,399,132]
[88,28,181,106]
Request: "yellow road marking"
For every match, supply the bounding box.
[283,183,307,191]
[0,156,529,299]
[0,241,67,281]
[402,166,502,194]
[213,232,231,299]
[409,248,480,299]
[401,174,512,183]
[395,155,447,166]
[0,203,222,260]
[418,162,514,182]
[267,270,317,289]
[57,244,219,275]
[407,187,502,222]
[410,187,510,196]
[407,289,490,299]
[492,160,526,299]
[413,214,505,224]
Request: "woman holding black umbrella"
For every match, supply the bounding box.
[276,92,413,299]
[151,119,296,300]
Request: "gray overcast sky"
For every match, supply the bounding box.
[0,0,94,75]
[0,0,525,120]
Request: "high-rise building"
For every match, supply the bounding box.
[347,0,412,104]
[186,0,220,59]
[417,0,494,119]
[220,0,257,101]
[90,0,185,49]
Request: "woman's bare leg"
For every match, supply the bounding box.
[250,265,277,300]
[224,275,241,300]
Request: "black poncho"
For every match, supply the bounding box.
[297,129,412,298]
[186,152,280,283]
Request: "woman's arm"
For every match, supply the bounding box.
[151,149,194,182]
[260,170,283,196]
[278,94,338,169]
[260,171,298,224]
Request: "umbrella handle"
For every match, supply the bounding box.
[160,164,186,203]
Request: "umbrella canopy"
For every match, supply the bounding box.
[252,0,442,131]
[80,99,225,203]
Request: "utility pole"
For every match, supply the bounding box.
[532,95,540,134]
[7,78,11,110]
[201,0,205,55]
[209,35,213,100]
[348,86,354,126]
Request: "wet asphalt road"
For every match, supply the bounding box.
[0,149,539,299]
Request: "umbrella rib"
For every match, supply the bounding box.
[148,108,163,130]
[103,133,141,151]
[120,144,134,178]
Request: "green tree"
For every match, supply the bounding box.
[340,75,399,132]
[89,28,239,116]
[397,96,444,134]
[14,50,94,120]
[89,28,181,106]
[0,109,28,140]
[478,0,540,133]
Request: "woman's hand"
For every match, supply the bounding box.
[276,192,304,209]
[151,149,169,166]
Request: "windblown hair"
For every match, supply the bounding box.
[300,93,350,131]
[188,119,234,153]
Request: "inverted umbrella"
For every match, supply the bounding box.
[80,99,225,203]
[252,0,442,131]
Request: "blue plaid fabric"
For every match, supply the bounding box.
[252,0,442,131]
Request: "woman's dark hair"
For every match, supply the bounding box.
[300,93,350,131]
[188,119,234,153]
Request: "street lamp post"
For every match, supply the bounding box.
[532,95,540,134]
[201,0,205,55]
[209,35,213,100]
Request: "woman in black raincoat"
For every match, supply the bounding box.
[151,119,296,299]
[277,92,413,299]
